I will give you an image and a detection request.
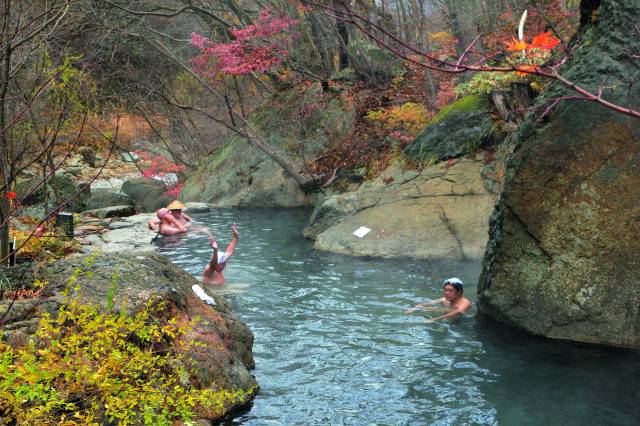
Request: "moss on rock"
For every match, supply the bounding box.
[404,95,493,164]
[428,95,489,126]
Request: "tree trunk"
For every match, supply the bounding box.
[332,0,350,71]
[0,2,12,266]
[307,13,333,76]
[240,123,314,189]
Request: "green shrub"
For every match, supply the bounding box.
[0,297,249,425]
[454,72,548,97]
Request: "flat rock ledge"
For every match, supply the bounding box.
[77,202,215,253]
[305,157,500,260]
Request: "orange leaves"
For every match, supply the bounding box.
[365,103,430,137]
[530,31,561,50]
[504,31,561,52]
[514,65,538,77]
[505,37,528,51]
[504,31,561,78]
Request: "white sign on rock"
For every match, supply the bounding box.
[353,226,372,238]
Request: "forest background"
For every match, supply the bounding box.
[0,0,588,264]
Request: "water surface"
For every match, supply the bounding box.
[158,208,640,425]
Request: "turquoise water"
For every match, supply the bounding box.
[158,208,640,425]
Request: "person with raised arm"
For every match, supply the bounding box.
[202,223,239,285]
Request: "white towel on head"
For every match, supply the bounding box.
[192,284,216,305]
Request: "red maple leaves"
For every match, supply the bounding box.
[530,31,561,50]
[504,31,560,52]
[191,8,299,77]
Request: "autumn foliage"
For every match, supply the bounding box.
[133,151,185,197]
[0,296,248,424]
[191,8,299,77]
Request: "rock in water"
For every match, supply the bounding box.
[478,0,640,348]
[305,158,498,260]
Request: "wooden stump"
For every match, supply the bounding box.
[490,82,536,128]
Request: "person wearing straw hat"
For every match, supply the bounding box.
[405,277,471,323]
[202,223,239,285]
[166,200,192,227]
[148,207,188,235]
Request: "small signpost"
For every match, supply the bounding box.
[8,237,16,266]
[55,212,74,236]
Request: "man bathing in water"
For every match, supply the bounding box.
[166,200,192,227]
[405,278,472,323]
[147,201,193,235]
[202,223,239,285]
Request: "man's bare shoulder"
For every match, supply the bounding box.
[455,297,472,312]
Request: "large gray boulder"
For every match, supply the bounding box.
[478,0,640,348]
[182,88,354,208]
[83,204,136,219]
[85,189,133,210]
[1,252,258,419]
[122,178,172,212]
[182,136,316,208]
[15,174,87,212]
[305,157,499,259]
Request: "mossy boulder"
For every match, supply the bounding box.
[404,95,494,163]
[15,174,87,212]
[478,0,640,348]
[428,94,490,126]
[0,252,258,420]
[181,135,313,207]
[182,84,355,207]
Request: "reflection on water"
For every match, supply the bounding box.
[157,208,640,426]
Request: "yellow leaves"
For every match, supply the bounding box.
[365,102,431,137]
[428,31,456,48]
[0,297,244,424]
[9,228,76,260]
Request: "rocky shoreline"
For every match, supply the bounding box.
[5,203,257,423]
